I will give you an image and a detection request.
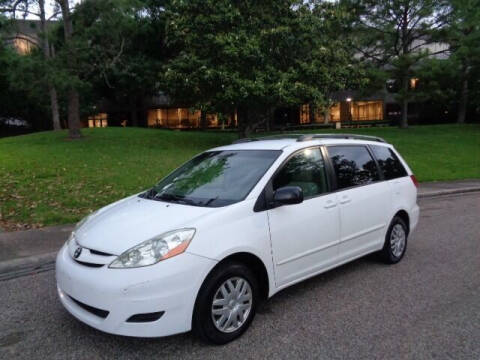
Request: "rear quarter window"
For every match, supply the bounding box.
[370,145,408,180]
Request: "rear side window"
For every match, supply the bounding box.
[273,148,328,198]
[370,145,408,180]
[327,146,380,189]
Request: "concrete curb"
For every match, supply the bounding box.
[418,187,480,199]
[0,186,479,279]
[0,252,57,280]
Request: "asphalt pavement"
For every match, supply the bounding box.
[0,193,479,359]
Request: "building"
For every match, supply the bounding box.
[5,20,453,130]
[4,19,43,54]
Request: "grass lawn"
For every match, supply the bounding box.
[0,124,479,230]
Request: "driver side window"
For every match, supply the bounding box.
[273,148,328,198]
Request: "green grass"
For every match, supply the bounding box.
[0,124,479,229]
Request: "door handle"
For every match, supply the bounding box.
[324,200,337,209]
[339,196,351,204]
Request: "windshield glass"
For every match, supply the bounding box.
[142,150,281,207]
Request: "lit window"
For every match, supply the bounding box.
[147,108,201,128]
[87,113,108,128]
[410,78,419,90]
[299,105,310,124]
[350,101,383,121]
[13,38,35,55]
[330,103,341,122]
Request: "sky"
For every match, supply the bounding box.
[24,0,81,19]
[46,0,81,17]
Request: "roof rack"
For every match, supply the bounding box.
[231,134,306,144]
[231,138,259,144]
[296,134,387,143]
[232,133,386,144]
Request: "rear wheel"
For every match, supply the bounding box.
[193,261,258,344]
[380,216,408,264]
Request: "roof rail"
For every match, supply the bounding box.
[232,133,387,144]
[232,134,305,144]
[231,138,259,144]
[296,134,387,143]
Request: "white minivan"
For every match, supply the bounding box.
[56,134,420,344]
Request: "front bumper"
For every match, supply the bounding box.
[55,244,216,337]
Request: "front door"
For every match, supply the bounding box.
[267,147,340,288]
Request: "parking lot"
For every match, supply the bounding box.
[1,193,479,360]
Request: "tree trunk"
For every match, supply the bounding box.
[39,0,61,130]
[324,107,330,124]
[457,65,469,124]
[309,104,315,124]
[58,0,82,138]
[265,107,274,131]
[266,114,271,132]
[129,96,138,126]
[237,107,251,138]
[399,6,410,130]
[400,75,409,129]
[67,90,82,138]
[49,86,61,130]
[200,111,207,130]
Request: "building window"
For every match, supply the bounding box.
[409,78,419,90]
[147,108,237,128]
[299,105,310,124]
[88,113,108,128]
[206,113,219,127]
[330,103,341,122]
[13,37,35,55]
[350,101,383,121]
[147,108,201,128]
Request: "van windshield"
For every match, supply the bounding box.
[142,150,281,207]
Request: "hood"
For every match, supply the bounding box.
[75,195,216,255]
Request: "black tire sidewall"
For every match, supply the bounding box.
[383,216,408,264]
[193,261,259,345]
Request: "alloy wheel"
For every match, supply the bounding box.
[390,223,406,258]
[211,277,253,333]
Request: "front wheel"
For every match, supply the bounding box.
[380,216,408,264]
[192,261,258,344]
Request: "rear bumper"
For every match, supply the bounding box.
[56,244,216,337]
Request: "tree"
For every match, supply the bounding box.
[350,0,451,128]
[445,0,480,123]
[163,0,365,137]
[57,0,82,138]
[70,0,168,127]
[39,0,60,129]
[0,0,62,130]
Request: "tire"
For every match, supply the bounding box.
[192,261,259,345]
[380,216,408,264]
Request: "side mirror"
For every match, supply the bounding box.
[273,186,304,206]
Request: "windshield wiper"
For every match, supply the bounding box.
[140,189,157,200]
[154,193,199,206]
[202,196,219,206]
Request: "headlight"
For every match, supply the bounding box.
[109,228,196,269]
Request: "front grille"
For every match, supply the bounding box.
[126,311,165,323]
[74,260,104,268]
[89,249,113,256]
[69,295,109,318]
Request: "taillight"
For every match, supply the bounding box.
[410,175,419,188]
